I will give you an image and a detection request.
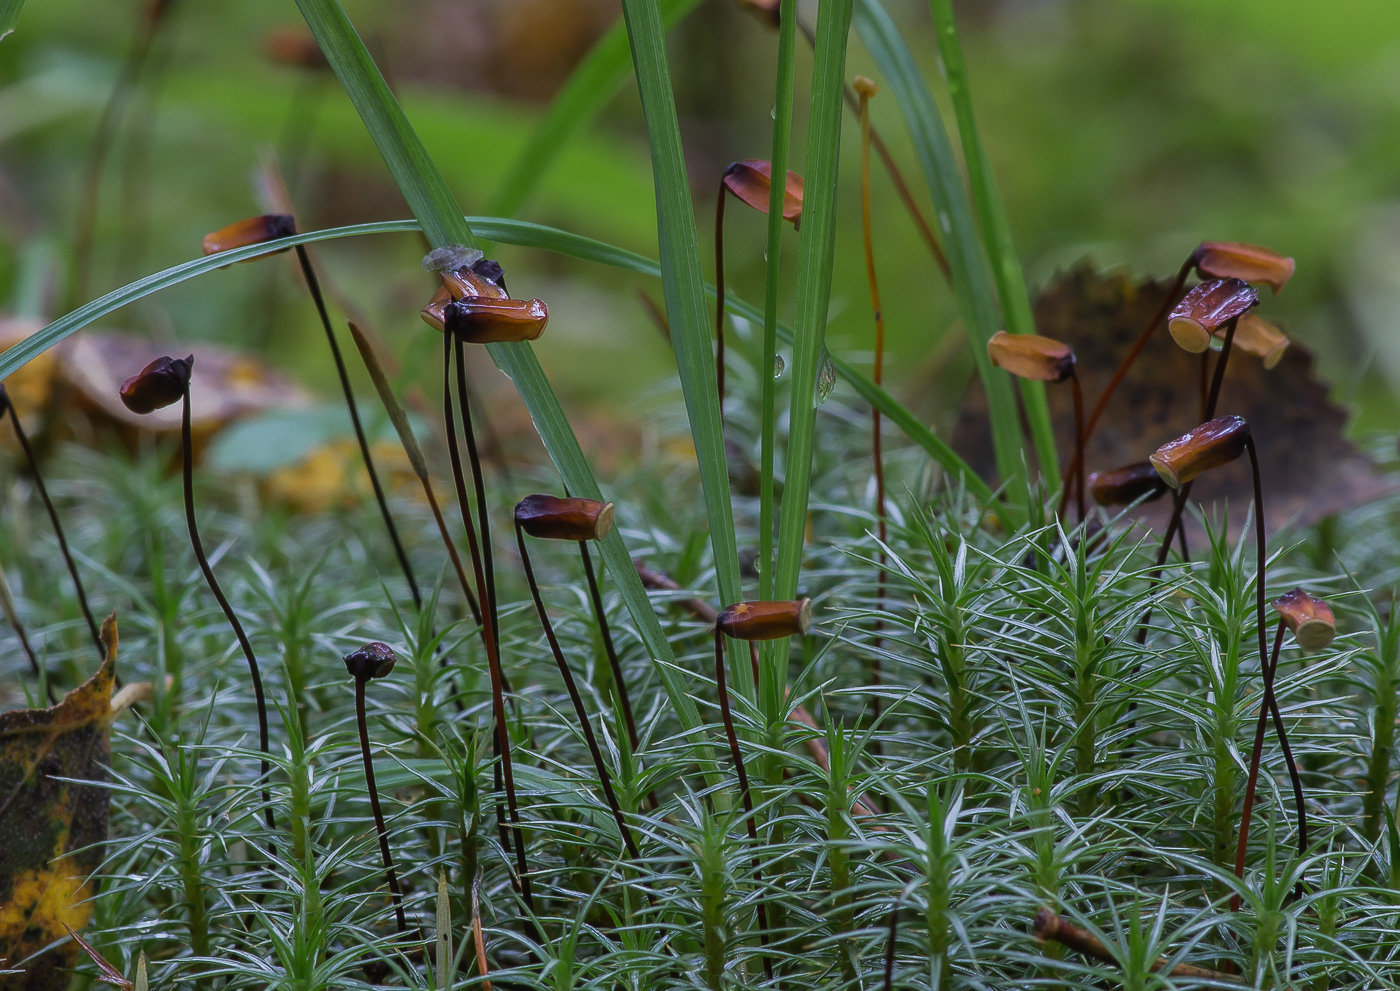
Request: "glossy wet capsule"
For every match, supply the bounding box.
[343,641,398,680]
[443,296,548,344]
[119,355,193,414]
[716,599,813,641]
[1149,415,1250,488]
[1167,278,1258,353]
[513,494,615,542]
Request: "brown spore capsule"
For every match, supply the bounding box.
[443,296,548,344]
[1149,415,1250,488]
[420,285,452,332]
[119,354,193,414]
[722,160,804,224]
[514,494,615,542]
[986,330,1075,383]
[717,599,813,641]
[344,641,398,681]
[1272,588,1336,652]
[201,214,298,257]
[1192,241,1295,294]
[1226,312,1289,369]
[1087,461,1170,507]
[1167,277,1259,353]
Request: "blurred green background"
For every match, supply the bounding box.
[1,0,1398,457]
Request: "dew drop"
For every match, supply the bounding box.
[814,354,836,407]
[773,354,785,379]
[770,102,778,119]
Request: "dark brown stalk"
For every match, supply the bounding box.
[856,81,890,705]
[883,892,900,991]
[443,333,532,910]
[795,17,951,280]
[2,390,103,657]
[180,387,275,835]
[1231,437,1305,913]
[714,178,728,411]
[714,626,774,982]
[354,674,413,937]
[1233,619,1286,911]
[293,245,421,609]
[1067,256,1194,493]
[579,543,639,753]
[516,526,640,860]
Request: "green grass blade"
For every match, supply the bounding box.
[928,0,1058,490]
[290,0,711,743]
[488,0,701,219]
[854,0,1025,504]
[0,214,990,503]
[773,0,855,625]
[758,0,799,605]
[619,0,748,696]
[0,0,23,43]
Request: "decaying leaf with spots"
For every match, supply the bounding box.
[953,265,1391,541]
[0,614,117,991]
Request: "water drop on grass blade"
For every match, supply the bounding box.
[814,355,836,407]
[773,354,785,379]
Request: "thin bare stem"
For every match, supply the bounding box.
[181,387,275,835]
[354,674,412,937]
[294,244,421,609]
[714,626,773,982]
[795,16,951,280]
[883,892,900,991]
[579,543,639,753]
[3,394,103,657]
[444,333,532,911]
[517,527,640,860]
[1234,618,1286,911]
[714,179,728,412]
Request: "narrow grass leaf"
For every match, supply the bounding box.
[0,215,989,502]
[855,0,1026,505]
[488,0,702,219]
[619,0,748,697]
[0,0,23,43]
[290,0,713,751]
[774,0,855,632]
[928,0,1058,489]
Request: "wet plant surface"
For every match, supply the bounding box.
[4,1,1400,989]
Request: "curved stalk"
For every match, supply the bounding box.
[443,332,531,910]
[579,542,638,753]
[1069,369,1085,523]
[3,392,103,657]
[180,387,275,835]
[293,244,421,609]
[0,559,53,703]
[354,673,412,936]
[516,526,640,860]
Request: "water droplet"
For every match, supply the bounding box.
[770,102,778,119]
[773,354,785,379]
[814,354,836,407]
